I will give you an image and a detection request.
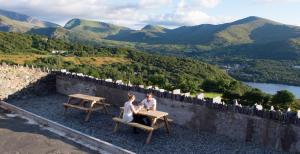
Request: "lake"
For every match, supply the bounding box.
[244,82,300,99]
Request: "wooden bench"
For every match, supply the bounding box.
[112,117,154,132]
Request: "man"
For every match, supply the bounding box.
[140,92,157,111]
[138,92,157,126]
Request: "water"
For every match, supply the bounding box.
[244,82,300,99]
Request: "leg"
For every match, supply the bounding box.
[145,118,157,144]
[132,114,143,133]
[103,104,109,114]
[114,122,120,133]
[63,105,68,115]
[85,110,92,121]
[163,116,170,134]
[145,131,153,144]
[64,97,71,115]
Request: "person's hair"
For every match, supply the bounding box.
[128,92,135,100]
[146,92,153,97]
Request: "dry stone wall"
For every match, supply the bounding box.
[0,64,55,100]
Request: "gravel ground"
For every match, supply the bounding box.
[8,94,288,154]
[0,108,98,154]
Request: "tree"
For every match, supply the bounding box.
[222,90,241,104]
[241,89,266,106]
[271,90,295,110]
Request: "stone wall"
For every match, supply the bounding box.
[55,72,300,153]
[0,64,55,100]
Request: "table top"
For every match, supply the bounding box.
[138,110,168,118]
[69,94,105,102]
[120,107,168,119]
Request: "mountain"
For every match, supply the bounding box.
[1,9,300,60]
[64,18,131,38]
[0,9,59,33]
[107,16,300,46]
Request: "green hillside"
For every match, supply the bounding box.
[0,32,248,94]
[64,18,131,38]
[1,9,300,87]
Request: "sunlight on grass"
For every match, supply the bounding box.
[204,92,222,98]
[0,54,129,66]
[64,56,129,66]
[0,54,46,64]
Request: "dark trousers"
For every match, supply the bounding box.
[132,114,151,133]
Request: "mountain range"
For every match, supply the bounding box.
[1,9,300,60]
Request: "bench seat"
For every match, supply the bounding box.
[112,117,154,132]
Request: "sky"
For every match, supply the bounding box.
[0,0,300,29]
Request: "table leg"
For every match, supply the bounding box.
[118,110,124,118]
[145,131,153,144]
[63,106,68,115]
[114,122,120,133]
[85,110,92,121]
[145,118,157,144]
[64,97,71,115]
[163,116,170,134]
[103,104,109,114]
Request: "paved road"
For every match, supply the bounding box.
[0,109,99,154]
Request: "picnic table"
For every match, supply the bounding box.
[63,94,109,121]
[113,107,171,144]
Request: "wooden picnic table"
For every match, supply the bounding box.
[63,94,109,121]
[113,107,171,144]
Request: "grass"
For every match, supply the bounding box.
[63,56,129,66]
[0,54,129,66]
[204,92,222,99]
[289,99,300,112]
[0,54,46,64]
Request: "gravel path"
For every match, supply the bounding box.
[8,94,287,154]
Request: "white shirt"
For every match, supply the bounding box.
[122,101,134,122]
[141,98,157,110]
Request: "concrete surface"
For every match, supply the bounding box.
[0,108,99,154]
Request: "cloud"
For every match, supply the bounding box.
[0,0,232,29]
[147,0,232,27]
[194,0,221,8]
[254,0,300,3]
[139,0,173,9]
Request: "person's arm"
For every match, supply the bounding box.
[139,99,145,108]
[150,99,157,111]
[130,104,141,114]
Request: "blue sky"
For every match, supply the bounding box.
[0,0,299,29]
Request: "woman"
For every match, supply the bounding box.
[122,93,143,133]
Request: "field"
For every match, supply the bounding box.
[204,92,222,98]
[63,56,129,66]
[0,54,129,66]
[0,54,45,64]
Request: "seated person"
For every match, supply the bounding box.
[140,92,157,111]
[138,92,157,126]
[122,93,143,133]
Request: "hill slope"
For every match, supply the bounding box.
[0,32,247,94]
[0,9,59,33]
